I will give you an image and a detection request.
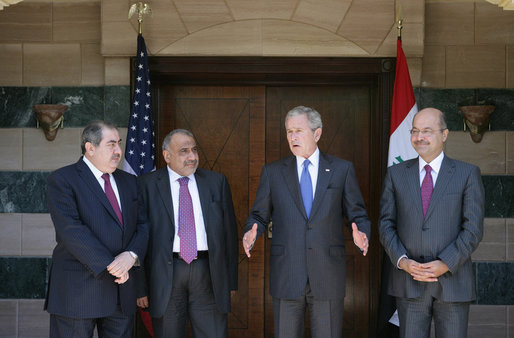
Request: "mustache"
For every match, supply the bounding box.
[112,154,121,160]
[184,160,198,166]
[414,140,429,145]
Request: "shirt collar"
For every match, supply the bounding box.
[418,151,444,175]
[296,147,320,169]
[166,166,196,183]
[83,156,107,180]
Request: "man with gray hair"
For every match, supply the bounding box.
[136,129,238,338]
[45,120,148,337]
[242,106,370,337]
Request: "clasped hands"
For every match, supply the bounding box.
[242,222,369,257]
[399,257,449,282]
[107,251,136,284]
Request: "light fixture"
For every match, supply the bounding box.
[485,0,514,10]
[33,104,67,141]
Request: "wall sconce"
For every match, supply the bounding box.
[33,104,67,141]
[458,105,495,143]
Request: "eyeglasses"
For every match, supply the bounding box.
[409,128,445,137]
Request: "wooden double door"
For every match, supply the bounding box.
[142,56,394,338]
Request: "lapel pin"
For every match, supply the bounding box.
[325,169,330,172]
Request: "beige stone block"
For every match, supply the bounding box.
[105,57,130,85]
[22,214,55,256]
[397,0,425,24]
[82,43,104,86]
[226,0,296,20]
[101,21,136,56]
[0,214,22,256]
[468,305,507,338]
[293,0,351,33]
[472,218,506,261]
[161,20,263,56]
[0,300,17,337]
[174,0,232,34]
[446,45,506,88]
[135,1,188,55]
[0,128,22,170]
[374,22,424,58]
[407,57,422,88]
[23,43,81,86]
[263,20,367,56]
[53,2,101,42]
[468,325,506,338]
[425,2,474,45]
[0,2,51,42]
[508,132,514,173]
[101,0,130,22]
[22,128,82,171]
[0,44,22,85]
[18,300,49,338]
[508,219,514,261]
[508,46,514,89]
[445,131,506,174]
[509,305,514,332]
[421,45,445,88]
[337,0,394,54]
[476,2,514,45]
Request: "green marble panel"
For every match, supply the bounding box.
[475,262,514,305]
[104,86,130,128]
[0,87,51,127]
[51,87,104,127]
[417,88,475,131]
[0,172,49,213]
[477,89,514,131]
[0,257,49,299]
[483,176,514,218]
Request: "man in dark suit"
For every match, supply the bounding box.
[136,129,238,338]
[242,106,370,338]
[379,107,484,338]
[45,121,148,337]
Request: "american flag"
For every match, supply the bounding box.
[123,34,155,176]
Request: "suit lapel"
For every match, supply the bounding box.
[310,152,332,219]
[156,168,175,227]
[76,159,122,229]
[424,156,455,221]
[405,158,424,219]
[195,170,211,231]
[281,156,307,219]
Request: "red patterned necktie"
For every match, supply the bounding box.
[178,177,197,264]
[101,173,123,226]
[420,165,433,217]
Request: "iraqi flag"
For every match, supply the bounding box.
[387,38,418,167]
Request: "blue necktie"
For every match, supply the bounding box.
[300,159,313,218]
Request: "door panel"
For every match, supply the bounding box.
[266,86,373,337]
[157,86,266,337]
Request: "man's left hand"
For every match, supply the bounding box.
[351,222,369,256]
[107,251,136,278]
[414,260,449,282]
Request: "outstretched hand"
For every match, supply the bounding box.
[351,223,369,256]
[242,223,258,257]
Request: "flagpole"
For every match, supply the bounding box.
[128,2,153,35]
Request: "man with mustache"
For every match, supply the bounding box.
[242,106,370,337]
[45,121,148,337]
[136,129,238,338]
[379,108,484,338]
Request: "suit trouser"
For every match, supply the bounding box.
[273,281,344,338]
[396,282,470,338]
[152,255,227,338]
[49,304,133,338]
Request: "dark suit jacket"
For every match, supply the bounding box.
[379,156,484,302]
[137,167,238,318]
[243,152,370,300]
[45,158,148,318]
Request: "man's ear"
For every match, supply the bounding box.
[314,128,322,142]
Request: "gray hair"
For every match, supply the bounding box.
[285,106,323,131]
[162,129,195,151]
[439,111,448,130]
[81,121,118,154]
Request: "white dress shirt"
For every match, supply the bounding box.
[167,166,209,252]
[83,156,122,211]
[295,147,320,200]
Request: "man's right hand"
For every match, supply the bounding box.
[242,223,258,257]
[137,296,149,308]
[399,257,439,282]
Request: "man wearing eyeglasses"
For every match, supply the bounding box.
[379,107,484,338]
